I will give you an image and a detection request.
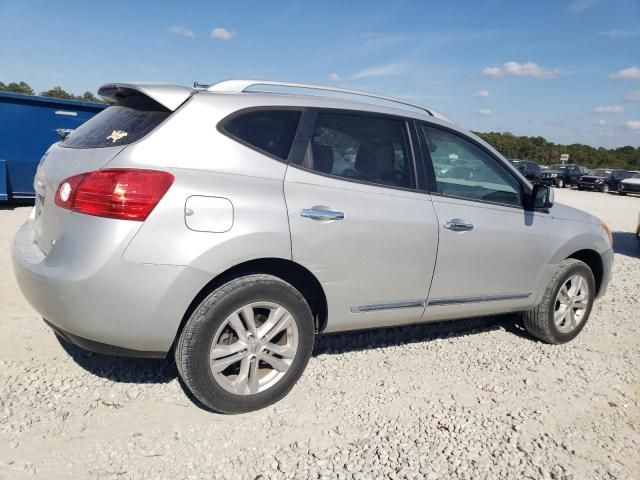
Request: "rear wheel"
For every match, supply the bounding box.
[176,274,315,413]
[556,178,565,188]
[522,259,595,344]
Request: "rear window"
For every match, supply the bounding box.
[221,109,301,161]
[61,95,171,149]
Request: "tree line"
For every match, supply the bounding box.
[474,131,639,171]
[0,81,104,103]
[1,81,639,170]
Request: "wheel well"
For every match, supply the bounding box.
[567,249,604,296]
[173,258,328,349]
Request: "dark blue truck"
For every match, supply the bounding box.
[0,92,106,201]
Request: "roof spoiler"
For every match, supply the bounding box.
[98,83,194,111]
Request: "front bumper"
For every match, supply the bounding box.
[597,247,614,299]
[618,183,640,193]
[538,177,557,186]
[12,216,211,356]
[577,182,602,190]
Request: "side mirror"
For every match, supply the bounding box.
[532,184,554,210]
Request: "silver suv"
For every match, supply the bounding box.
[12,80,614,413]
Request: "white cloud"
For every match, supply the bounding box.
[627,90,640,101]
[168,25,194,38]
[477,109,493,116]
[328,73,340,82]
[626,120,640,130]
[472,90,489,98]
[596,119,607,126]
[482,61,559,79]
[599,29,640,38]
[609,66,640,80]
[570,0,599,11]
[593,105,625,114]
[211,27,236,41]
[351,64,401,80]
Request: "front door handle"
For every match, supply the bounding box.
[301,208,345,221]
[443,219,474,231]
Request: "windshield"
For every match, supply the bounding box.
[591,169,609,177]
[550,165,568,171]
[634,174,640,179]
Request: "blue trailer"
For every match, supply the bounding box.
[0,92,106,201]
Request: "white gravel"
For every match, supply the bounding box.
[1,189,639,480]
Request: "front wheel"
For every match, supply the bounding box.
[556,178,565,188]
[522,259,595,344]
[602,183,609,193]
[175,274,315,413]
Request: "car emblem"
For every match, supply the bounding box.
[106,130,128,143]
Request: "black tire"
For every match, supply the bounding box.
[602,183,609,193]
[522,259,595,344]
[556,178,565,188]
[175,274,315,413]
[618,191,627,196]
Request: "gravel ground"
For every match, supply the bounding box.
[1,189,639,480]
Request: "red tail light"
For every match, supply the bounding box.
[55,169,174,221]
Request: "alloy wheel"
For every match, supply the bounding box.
[554,275,590,334]
[209,302,299,395]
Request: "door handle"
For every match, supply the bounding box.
[443,219,474,231]
[301,208,345,221]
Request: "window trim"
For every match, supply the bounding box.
[288,107,420,193]
[217,106,305,163]
[415,120,532,210]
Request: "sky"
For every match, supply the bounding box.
[1,0,639,148]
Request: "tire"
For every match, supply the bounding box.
[522,259,595,344]
[556,178,565,188]
[175,274,315,413]
[618,191,627,196]
[602,184,609,193]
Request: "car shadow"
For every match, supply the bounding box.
[57,313,524,387]
[0,199,34,210]
[56,334,178,384]
[612,231,638,258]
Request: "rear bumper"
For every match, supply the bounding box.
[12,216,211,356]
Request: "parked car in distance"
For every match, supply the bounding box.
[618,173,640,196]
[510,160,542,182]
[577,168,612,192]
[537,164,589,188]
[12,80,614,413]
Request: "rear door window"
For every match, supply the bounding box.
[221,109,301,161]
[61,95,171,149]
[300,112,414,189]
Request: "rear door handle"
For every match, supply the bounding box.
[443,219,474,231]
[301,208,345,221]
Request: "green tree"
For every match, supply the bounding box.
[0,81,34,95]
[474,131,640,171]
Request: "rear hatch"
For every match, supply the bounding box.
[33,83,193,254]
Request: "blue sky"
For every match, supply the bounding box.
[1,0,639,148]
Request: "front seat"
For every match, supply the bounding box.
[355,142,397,185]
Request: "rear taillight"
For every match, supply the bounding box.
[54,169,174,221]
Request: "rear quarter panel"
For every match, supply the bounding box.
[105,94,292,276]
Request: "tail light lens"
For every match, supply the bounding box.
[54,169,174,221]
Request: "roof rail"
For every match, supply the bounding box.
[207,79,453,123]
